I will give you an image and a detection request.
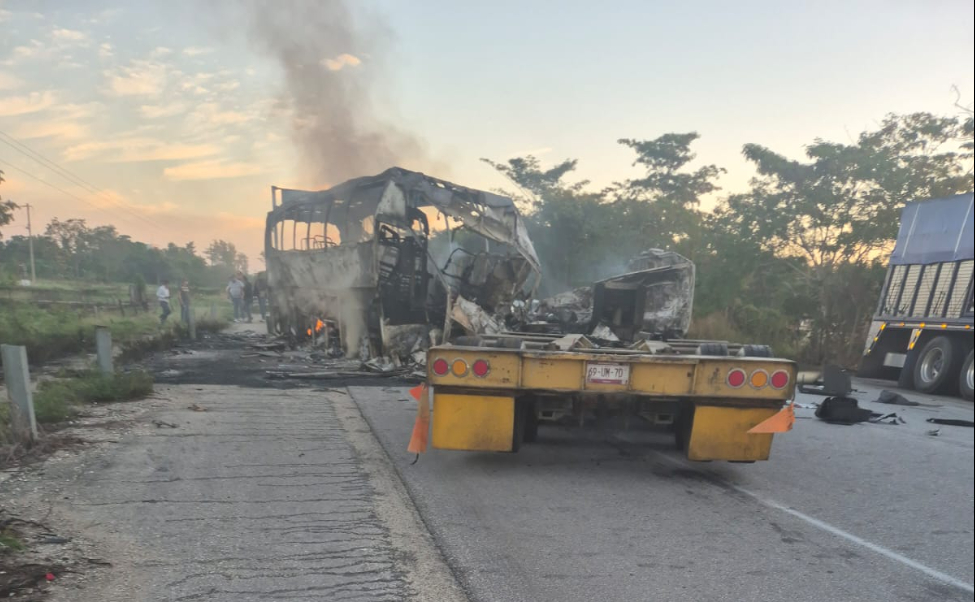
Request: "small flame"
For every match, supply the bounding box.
[315,319,325,333]
[306,328,313,336]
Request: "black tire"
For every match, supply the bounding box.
[912,336,959,394]
[960,350,974,402]
[739,344,773,358]
[697,342,729,356]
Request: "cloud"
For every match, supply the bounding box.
[99,43,114,59]
[213,211,266,230]
[0,71,22,90]
[7,103,100,141]
[0,91,57,116]
[182,46,213,57]
[139,102,186,119]
[1,41,43,65]
[321,53,361,71]
[508,146,553,158]
[51,27,87,42]
[63,138,220,163]
[163,160,263,181]
[104,60,169,96]
[151,46,173,57]
[186,101,253,127]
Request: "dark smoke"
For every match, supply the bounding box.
[240,0,430,185]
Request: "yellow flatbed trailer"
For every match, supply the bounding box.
[425,344,797,462]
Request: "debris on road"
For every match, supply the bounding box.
[869,412,906,425]
[814,396,874,424]
[799,365,853,397]
[874,390,920,406]
[927,428,941,436]
[152,420,179,429]
[925,418,975,428]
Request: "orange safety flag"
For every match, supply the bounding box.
[407,383,430,454]
[747,403,795,434]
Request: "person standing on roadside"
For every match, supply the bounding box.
[157,279,172,325]
[255,272,269,322]
[242,274,254,323]
[227,272,245,322]
[179,279,191,324]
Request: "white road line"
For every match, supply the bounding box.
[650,451,975,594]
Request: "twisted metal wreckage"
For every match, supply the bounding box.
[264,167,696,362]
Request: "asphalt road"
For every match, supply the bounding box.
[351,380,975,602]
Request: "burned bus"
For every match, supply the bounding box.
[263,168,541,358]
[859,193,974,400]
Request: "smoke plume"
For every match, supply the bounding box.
[241,0,429,185]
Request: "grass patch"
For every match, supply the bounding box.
[30,370,155,425]
[0,530,25,554]
[0,299,230,365]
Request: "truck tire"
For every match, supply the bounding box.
[912,336,959,394]
[960,350,974,402]
[697,342,729,356]
[739,344,773,358]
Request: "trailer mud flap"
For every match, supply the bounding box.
[432,393,517,452]
[686,406,778,462]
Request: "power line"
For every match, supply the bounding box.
[0,129,174,232]
[0,155,172,246]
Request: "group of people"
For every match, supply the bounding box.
[155,279,191,326]
[226,271,268,323]
[153,272,269,326]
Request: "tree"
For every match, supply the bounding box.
[0,170,19,239]
[483,155,612,290]
[205,240,239,269]
[608,133,725,248]
[722,112,974,363]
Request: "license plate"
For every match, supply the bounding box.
[585,362,630,385]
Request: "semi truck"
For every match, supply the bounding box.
[859,193,974,401]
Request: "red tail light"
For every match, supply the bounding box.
[432,358,449,376]
[727,368,746,388]
[472,359,490,377]
[770,370,790,389]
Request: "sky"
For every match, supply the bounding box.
[1,0,973,267]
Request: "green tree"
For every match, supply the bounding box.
[722,112,973,363]
[0,170,19,239]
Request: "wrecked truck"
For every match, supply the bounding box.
[264,168,541,359]
[421,250,798,463]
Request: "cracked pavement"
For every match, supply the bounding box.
[22,384,464,602]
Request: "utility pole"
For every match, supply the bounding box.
[25,203,36,283]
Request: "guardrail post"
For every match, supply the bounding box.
[95,326,114,375]
[1,344,38,442]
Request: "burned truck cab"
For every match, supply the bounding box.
[264,168,540,358]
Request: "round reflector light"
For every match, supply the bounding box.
[472,359,490,378]
[432,358,449,376]
[770,370,789,389]
[451,359,469,377]
[727,368,746,388]
[750,369,769,389]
